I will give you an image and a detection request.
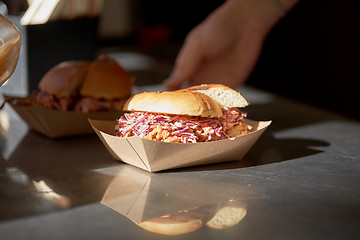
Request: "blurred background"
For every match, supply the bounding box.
[1,0,360,119]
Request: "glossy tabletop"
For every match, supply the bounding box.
[0,82,359,240]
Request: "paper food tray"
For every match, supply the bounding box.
[5,96,123,138]
[90,119,271,172]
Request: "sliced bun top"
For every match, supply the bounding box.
[38,61,91,98]
[184,84,249,108]
[80,55,134,100]
[124,91,223,118]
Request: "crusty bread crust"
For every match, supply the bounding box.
[38,61,91,98]
[184,84,249,108]
[123,91,223,118]
[80,55,134,100]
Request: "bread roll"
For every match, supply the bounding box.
[80,55,134,100]
[123,91,223,118]
[38,61,91,98]
[185,84,249,108]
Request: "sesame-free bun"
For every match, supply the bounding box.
[123,91,223,118]
[38,61,91,98]
[80,55,134,100]
[185,84,249,108]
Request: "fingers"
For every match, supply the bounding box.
[190,30,265,89]
[164,29,205,90]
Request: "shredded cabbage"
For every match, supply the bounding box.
[115,108,247,143]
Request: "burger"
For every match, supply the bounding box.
[75,55,134,112]
[32,55,134,113]
[33,60,91,111]
[115,84,251,143]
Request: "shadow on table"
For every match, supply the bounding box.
[165,96,335,173]
[164,132,329,172]
[244,96,352,132]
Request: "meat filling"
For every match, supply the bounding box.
[32,91,126,113]
[115,108,251,143]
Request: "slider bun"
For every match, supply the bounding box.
[206,203,247,229]
[80,55,134,100]
[124,91,223,118]
[185,84,249,108]
[38,61,91,98]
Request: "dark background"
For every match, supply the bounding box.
[247,0,360,120]
[133,0,360,119]
[3,0,360,119]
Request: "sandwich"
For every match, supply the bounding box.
[32,55,134,113]
[75,55,134,112]
[115,84,251,143]
[33,60,91,111]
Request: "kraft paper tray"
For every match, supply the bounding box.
[90,119,271,172]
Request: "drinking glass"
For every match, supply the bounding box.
[0,14,21,86]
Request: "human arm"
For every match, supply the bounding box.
[164,0,299,90]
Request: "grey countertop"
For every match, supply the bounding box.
[0,81,359,240]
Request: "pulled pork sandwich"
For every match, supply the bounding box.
[32,55,134,113]
[115,84,251,143]
[75,55,134,112]
[33,60,91,111]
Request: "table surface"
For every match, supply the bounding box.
[0,81,359,240]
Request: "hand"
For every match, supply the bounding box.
[165,0,298,90]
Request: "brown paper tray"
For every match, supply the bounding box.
[89,119,271,172]
[5,96,123,138]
